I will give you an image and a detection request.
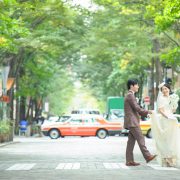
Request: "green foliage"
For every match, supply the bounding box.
[47,68,75,115]
[0,0,29,54]
[17,57,55,98]
[144,0,180,67]
[161,47,180,66]
[175,89,180,117]
[0,121,10,134]
[0,0,87,114]
[154,0,180,32]
[76,0,179,100]
[73,0,152,101]
[0,0,180,115]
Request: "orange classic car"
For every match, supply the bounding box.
[41,115,123,139]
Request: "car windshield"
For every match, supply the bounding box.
[48,116,60,121]
[59,116,71,122]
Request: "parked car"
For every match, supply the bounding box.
[140,119,152,138]
[41,115,123,139]
[42,115,71,125]
[121,118,152,138]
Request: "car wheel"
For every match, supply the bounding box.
[97,129,107,139]
[49,129,60,139]
[146,129,152,138]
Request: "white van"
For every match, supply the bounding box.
[71,109,100,115]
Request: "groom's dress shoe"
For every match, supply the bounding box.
[146,155,157,163]
[126,162,140,166]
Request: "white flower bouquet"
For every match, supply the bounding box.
[169,93,179,110]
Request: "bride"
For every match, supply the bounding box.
[151,82,180,167]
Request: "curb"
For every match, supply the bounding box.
[0,141,20,147]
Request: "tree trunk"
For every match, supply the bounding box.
[26,97,32,120]
[152,38,163,99]
[34,98,43,118]
[30,99,34,124]
[8,87,14,120]
[149,57,155,109]
[139,72,145,103]
[15,74,20,134]
[20,96,26,120]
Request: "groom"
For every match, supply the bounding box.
[124,79,156,166]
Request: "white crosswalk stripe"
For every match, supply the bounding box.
[72,163,81,169]
[56,163,65,169]
[6,163,36,171]
[118,163,130,169]
[103,163,130,169]
[56,163,80,170]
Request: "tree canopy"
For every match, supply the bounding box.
[0,0,179,119]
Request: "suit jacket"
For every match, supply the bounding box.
[124,90,148,129]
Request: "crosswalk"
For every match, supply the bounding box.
[6,163,36,171]
[0,162,179,171]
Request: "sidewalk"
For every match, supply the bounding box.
[0,135,46,147]
[0,141,18,147]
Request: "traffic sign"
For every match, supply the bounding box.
[144,96,150,105]
[0,95,10,103]
[144,96,150,102]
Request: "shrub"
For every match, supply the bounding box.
[0,121,10,135]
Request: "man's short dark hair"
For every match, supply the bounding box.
[127,79,138,90]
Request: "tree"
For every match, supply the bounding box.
[0,0,86,124]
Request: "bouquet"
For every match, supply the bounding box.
[169,93,179,110]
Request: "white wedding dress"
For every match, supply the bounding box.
[151,95,180,167]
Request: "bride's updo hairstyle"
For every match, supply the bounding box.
[161,83,172,94]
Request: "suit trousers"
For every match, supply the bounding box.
[126,126,151,162]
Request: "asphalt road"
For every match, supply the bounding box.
[0,136,180,180]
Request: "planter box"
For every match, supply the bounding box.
[0,134,10,143]
[0,121,14,143]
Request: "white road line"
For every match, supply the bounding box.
[103,163,112,169]
[117,163,130,169]
[56,163,65,169]
[103,163,126,169]
[72,163,80,169]
[56,163,80,170]
[148,164,178,170]
[6,163,36,171]
[64,163,73,169]
[111,163,120,169]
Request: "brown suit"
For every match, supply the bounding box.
[124,90,151,162]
